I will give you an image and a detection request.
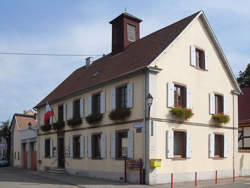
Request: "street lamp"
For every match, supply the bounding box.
[147,93,153,117]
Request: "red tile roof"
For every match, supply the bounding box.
[239,88,250,124]
[36,11,200,108]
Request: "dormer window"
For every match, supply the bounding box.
[127,24,136,42]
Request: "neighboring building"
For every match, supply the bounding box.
[9,110,38,170]
[35,11,241,184]
[238,88,250,149]
[0,130,7,159]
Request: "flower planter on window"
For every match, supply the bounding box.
[40,123,52,132]
[52,121,65,130]
[109,107,131,121]
[86,113,103,125]
[170,106,193,121]
[67,118,82,127]
[212,113,230,124]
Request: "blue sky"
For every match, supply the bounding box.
[0,0,249,121]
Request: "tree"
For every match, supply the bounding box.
[237,63,250,88]
[0,120,10,163]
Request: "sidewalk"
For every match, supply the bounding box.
[28,169,249,188]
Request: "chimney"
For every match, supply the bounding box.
[85,57,91,67]
[110,12,142,55]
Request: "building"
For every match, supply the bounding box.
[0,130,7,160]
[35,11,241,184]
[9,110,38,170]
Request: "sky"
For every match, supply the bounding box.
[0,0,249,121]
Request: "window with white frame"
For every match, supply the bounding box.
[209,93,226,115]
[190,45,208,70]
[209,133,227,158]
[127,24,136,42]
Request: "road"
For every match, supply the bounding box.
[1,167,250,188]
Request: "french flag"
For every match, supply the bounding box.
[44,102,54,124]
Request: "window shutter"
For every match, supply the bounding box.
[80,98,84,118]
[128,130,134,159]
[49,116,53,124]
[69,101,73,119]
[43,140,45,157]
[223,134,228,158]
[126,83,134,108]
[166,130,174,158]
[186,87,192,109]
[190,45,196,66]
[63,103,67,121]
[101,133,106,158]
[87,135,92,158]
[50,139,53,157]
[209,93,215,115]
[223,96,228,115]
[209,133,215,158]
[110,133,116,158]
[69,136,73,158]
[87,96,92,115]
[167,82,174,108]
[205,50,209,70]
[80,136,84,158]
[100,91,106,114]
[186,131,192,158]
[111,88,116,110]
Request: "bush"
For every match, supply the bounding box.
[52,121,65,130]
[86,113,103,125]
[67,118,82,127]
[40,123,52,132]
[212,113,230,124]
[170,106,193,121]
[109,108,131,121]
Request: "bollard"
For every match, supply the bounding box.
[233,169,235,183]
[215,170,218,184]
[171,173,173,188]
[195,172,197,186]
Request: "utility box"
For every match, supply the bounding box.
[150,159,162,168]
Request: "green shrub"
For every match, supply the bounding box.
[67,118,82,127]
[52,121,65,130]
[170,106,193,121]
[86,113,103,125]
[212,113,230,124]
[40,123,52,132]
[109,108,131,121]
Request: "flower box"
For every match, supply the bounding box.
[170,106,193,121]
[40,123,52,132]
[109,107,131,121]
[52,121,65,130]
[212,113,230,124]
[67,118,82,127]
[86,113,103,125]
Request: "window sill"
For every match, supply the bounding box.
[171,157,186,160]
[212,157,224,160]
[191,65,207,72]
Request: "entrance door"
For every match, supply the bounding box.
[22,143,27,169]
[58,137,65,168]
[31,142,37,170]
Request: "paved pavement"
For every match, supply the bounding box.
[1,167,250,188]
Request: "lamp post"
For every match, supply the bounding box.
[147,93,153,118]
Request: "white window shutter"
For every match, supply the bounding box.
[100,91,106,114]
[50,116,53,124]
[69,101,73,119]
[110,133,116,158]
[63,103,67,121]
[87,135,92,158]
[186,87,192,109]
[190,45,196,66]
[88,96,92,115]
[209,93,215,115]
[223,134,228,158]
[128,130,134,159]
[166,130,174,158]
[167,82,174,108]
[69,136,73,158]
[80,136,84,158]
[205,50,209,70]
[101,133,106,158]
[50,139,53,157]
[223,96,228,115]
[111,88,116,110]
[80,98,84,118]
[126,83,134,108]
[186,131,192,158]
[209,133,215,158]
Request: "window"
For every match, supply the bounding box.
[127,24,136,42]
[195,48,205,69]
[174,131,186,158]
[92,93,101,114]
[117,131,128,158]
[174,85,186,107]
[73,136,81,158]
[215,95,223,114]
[215,134,224,157]
[116,85,127,108]
[45,139,50,158]
[73,99,80,119]
[58,104,64,121]
[92,134,101,159]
